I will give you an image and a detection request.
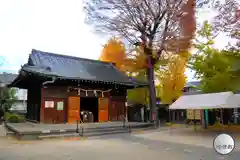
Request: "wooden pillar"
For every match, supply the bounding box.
[108,97,112,121]
[125,102,128,121]
[40,87,45,123]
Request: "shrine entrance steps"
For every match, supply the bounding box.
[5,121,155,140]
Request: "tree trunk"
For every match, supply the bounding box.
[147,55,158,125]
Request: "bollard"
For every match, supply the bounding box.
[76,120,79,133]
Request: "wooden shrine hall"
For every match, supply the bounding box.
[9,49,147,124]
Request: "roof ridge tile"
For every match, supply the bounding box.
[31,49,112,65]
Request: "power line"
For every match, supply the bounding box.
[0,56,6,67]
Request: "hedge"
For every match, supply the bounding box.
[4,112,25,123]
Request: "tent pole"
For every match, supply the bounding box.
[193,110,196,132]
[220,108,224,132]
[204,109,209,129]
[169,108,172,135]
[220,108,223,125]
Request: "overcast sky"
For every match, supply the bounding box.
[0,0,230,81]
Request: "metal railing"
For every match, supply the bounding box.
[122,117,132,133]
[76,116,132,136]
[121,115,128,128]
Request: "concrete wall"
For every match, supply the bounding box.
[15,88,27,101]
[10,88,27,111]
[10,101,27,111]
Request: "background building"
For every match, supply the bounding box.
[0,73,27,114]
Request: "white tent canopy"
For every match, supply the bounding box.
[169,92,240,110]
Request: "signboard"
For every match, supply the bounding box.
[187,109,201,120]
[57,101,64,111]
[45,101,54,108]
[152,112,156,120]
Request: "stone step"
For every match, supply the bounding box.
[82,126,129,132]
[38,133,79,140]
[131,126,156,131]
[6,122,155,140]
[38,129,130,140]
[82,129,130,137]
[6,131,14,136]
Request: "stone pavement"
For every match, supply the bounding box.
[0,127,240,160]
[0,137,200,160]
[0,125,6,137]
[134,127,240,151]
[0,135,238,160]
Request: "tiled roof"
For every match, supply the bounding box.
[184,81,200,88]
[21,49,141,86]
[183,91,203,95]
[127,77,148,87]
[0,73,17,85]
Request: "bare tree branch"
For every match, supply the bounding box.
[84,0,197,121]
[211,0,239,39]
[84,0,195,59]
[0,56,6,69]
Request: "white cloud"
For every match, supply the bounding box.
[0,0,106,71]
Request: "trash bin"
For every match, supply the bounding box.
[82,111,88,123]
[88,112,94,122]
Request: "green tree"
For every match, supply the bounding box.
[0,87,17,112]
[189,22,240,93]
[127,71,149,105]
[223,49,240,86]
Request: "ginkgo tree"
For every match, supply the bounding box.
[85,0,197,123]
[100,36,188,105]
[123,46,147,73]
[100,38,149,105]
[157,53,188,104]
[99,37,126,71]
[99,37,149,73]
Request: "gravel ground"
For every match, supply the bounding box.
[0,130,240,160]
[0,125,6,137]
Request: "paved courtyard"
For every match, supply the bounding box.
[0,128,240,160]
[0,125,6,137]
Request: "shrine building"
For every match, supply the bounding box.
[9,49,147,124]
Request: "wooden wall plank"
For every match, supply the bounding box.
[98,98,109,122]
[68,96,80,124]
